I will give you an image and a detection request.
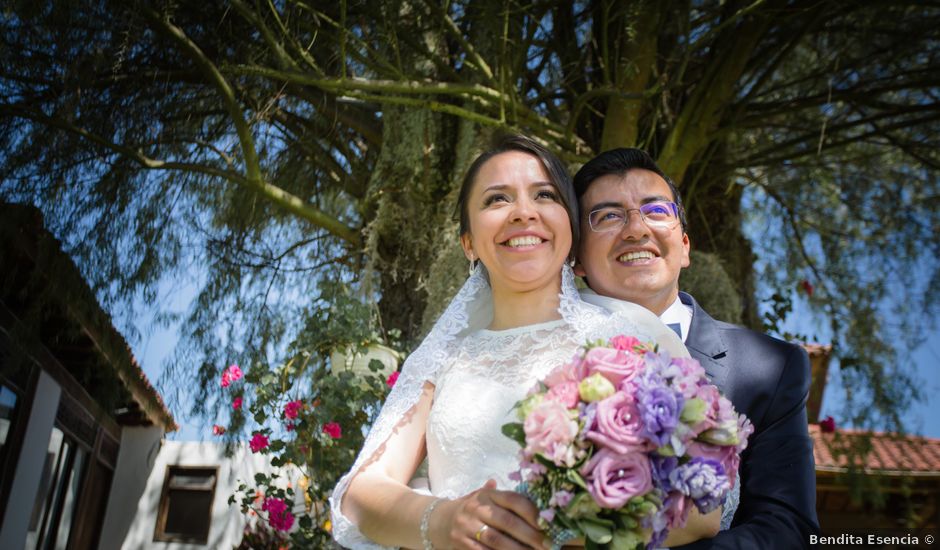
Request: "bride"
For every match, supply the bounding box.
[330,136,723,549]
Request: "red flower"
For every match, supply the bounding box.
[284,400,303,420]
[221,364,244,387]
[800,279,814,297]
[386,371,400,388]
[232,396,243,410]
[261,497,295,532]
[609,335,641,352]
[819,416,836,433]
[250,432,270,452]
[323,422,342,439]
[212,424,226,436]
[286,422,295,432]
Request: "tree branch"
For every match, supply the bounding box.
[1,103,361,245]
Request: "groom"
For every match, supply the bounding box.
[573,149,819,549]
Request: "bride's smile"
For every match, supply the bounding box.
[459,150,572,299]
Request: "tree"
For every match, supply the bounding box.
[1,0,937,442]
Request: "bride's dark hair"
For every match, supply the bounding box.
[455,135,579,259]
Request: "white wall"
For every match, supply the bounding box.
[98,425,164,550]
[116,440,292,550]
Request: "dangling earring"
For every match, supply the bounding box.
[468,254,477,276]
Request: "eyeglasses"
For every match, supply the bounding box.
[587,201,681,232]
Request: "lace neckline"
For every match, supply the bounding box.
[477,318,567,337]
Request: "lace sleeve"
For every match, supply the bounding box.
[328,268,490,549]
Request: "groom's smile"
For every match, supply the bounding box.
[575,169,690,315]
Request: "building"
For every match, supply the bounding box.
[0,203,178,548]
[804,344,940,532]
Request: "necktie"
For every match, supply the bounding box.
[667,322,682,339]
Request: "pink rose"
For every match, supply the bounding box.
[249,433,269,453]
[212,424,226,436]
[284,400,303,420]
[323,422,342,439]
[386,371,400,388]
[609,335,642,351]
[546,381,580,409]
[585,391,653,454]
[523,400,579,466]
[232,396,243,410]
[542,359,582,388]
[581,448,652,509]
[583,347,645,386]
[221,364,243,387]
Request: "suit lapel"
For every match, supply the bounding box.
[680,292,730,392]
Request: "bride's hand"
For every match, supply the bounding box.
[432,479,548,549]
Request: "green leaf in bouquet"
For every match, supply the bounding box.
[698,421,740,445]
[616,513,638,530]
[501,422,526,445]
[577,517,614,544]
[565,469,588,491]
[566,492,602,518]
[610,528,646,550]
[516,393,544,420]
[657,443,677,456]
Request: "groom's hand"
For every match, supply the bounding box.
[434,479,549,549]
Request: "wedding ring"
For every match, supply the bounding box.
[475,524,489,542]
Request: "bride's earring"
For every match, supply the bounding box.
[468,254,476,275]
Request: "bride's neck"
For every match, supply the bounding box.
[488,281,562,331]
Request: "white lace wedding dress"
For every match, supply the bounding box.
[427,319,583,498]
[329,266,737,549]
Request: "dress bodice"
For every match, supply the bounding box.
[426,319,580,497]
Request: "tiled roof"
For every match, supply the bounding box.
[810,424,940,476]
[2,203,177,431]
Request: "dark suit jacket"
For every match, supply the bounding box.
[675,292,820,549]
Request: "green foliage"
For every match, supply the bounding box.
[678,251,742,324]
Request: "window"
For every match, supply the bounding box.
[154,466,218,544]
[0,383,19,475]
[24,426,88,550]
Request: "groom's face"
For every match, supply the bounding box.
[575,169,690,315]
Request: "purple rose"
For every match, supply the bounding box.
[585,392,653,454]
[583,347,646,386]
[580,448,652,509]
[668,457,730,513]
[636,373,683,447]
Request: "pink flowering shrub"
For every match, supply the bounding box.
[217,333,401,545]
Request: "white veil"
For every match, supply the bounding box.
[328,264,687,548]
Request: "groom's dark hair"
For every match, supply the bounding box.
[456,134,580,260]
[573,148,688,233]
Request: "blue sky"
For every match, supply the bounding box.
[128,271,940,441]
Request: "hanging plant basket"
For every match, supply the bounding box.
[329,344,399,380]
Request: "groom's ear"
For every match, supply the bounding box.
[573,260,587,278]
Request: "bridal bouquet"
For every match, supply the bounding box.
[502,335,752,549]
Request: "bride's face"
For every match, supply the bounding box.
[460,151,573,293]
